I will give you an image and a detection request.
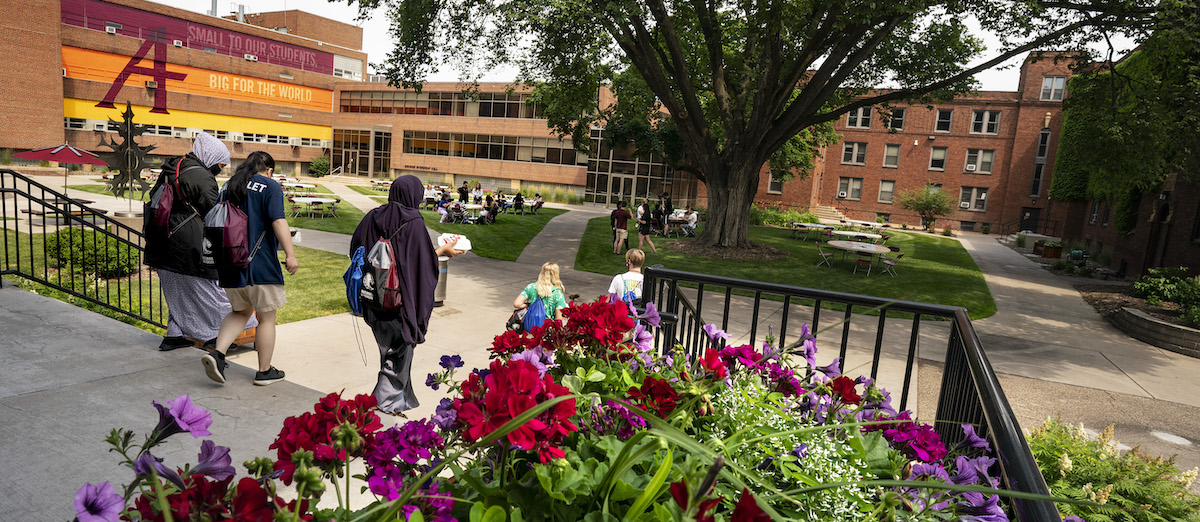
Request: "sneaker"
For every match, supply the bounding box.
[158,336,193,351]
[201,350,227,384]
[253,366,285,386]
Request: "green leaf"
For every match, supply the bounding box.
[624,446,673,520]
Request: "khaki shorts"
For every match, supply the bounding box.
[615,228,628,242]
[225,285,287,313]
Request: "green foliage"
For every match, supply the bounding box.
[941,227,954,236]
[308,156,331,177]
[1112,188,1143,236]
[46,228,138,278]
[1132,267,1200,308]
[1051,260,1071,271]
[896,184,954,230]
[1078,267,1094,278]
[748,205,817,227]
[1182,307,1200,328]
[1015,234,1028,248]
[980,224,990,235]
[1029,417,1200,521]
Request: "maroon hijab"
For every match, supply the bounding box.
[350,175,439,344]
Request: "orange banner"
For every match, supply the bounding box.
[62,46,332,113]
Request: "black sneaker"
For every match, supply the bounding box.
[201,350,227,384]
[158,336,193,351]
[253,366,285,386]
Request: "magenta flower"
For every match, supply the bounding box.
[74,482,123,522]
[192,439,235,481]
[367,463,405,500]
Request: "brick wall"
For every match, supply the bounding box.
[237,11,363,52]
[1075,174,1200,277]
[1,0,65,149]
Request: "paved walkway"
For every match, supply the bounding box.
[4,173,1199,519]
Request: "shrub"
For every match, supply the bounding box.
[748,204,812,227]
[1015,234,1028,248]
[46,228,139,278]
[1063,265,1077,275]
[308,156,330,177]
[1050,260,1071,271]
[1078,267,1094,278]
[1183,307,1200,328]
[900,222,909,229]
[981,224,991,234]
[1132,266,1200,308]
[1029,417,1200,521]
[941,227,954,236]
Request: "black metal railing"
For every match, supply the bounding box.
[0,169,165,328]
[642,266,1059,522]
[1000,217,1060,239]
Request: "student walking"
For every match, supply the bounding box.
[145,132,257,351]
[636,201,658,254]
[201,151,297,386]
[608,248,645,304]
[351,175,462,416]
[611,201,632,254]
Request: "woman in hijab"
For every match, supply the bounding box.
[145,132,256,352]
[350,175,463,416]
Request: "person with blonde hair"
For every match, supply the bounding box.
[513,262,568,327]
[608,248,645,304]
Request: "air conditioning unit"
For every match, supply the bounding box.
[965,164,977,171]
[319,140,332,148]
[105,26,118,34]
[978,192,986,200]
[838,191,848,198]
[145,80,158,89]
[173,130,184,138]
[173,40,183,47]
[289,137,303,146]
[959,202,971,209]
[244,54,258,62]
[93,123,107,132]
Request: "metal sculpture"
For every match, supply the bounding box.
[97,101,156,199]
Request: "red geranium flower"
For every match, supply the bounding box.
[830,376,862,405]
[626,376,680,418]
[731,488,771,522]
[701,348,728,379]
[269,392,381,484]
[452,359,578,463]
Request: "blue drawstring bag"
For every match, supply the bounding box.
[523,295,548,331]
[344,245,366,316]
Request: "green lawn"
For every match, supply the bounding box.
[283,184,366,234]
[278,246,351,323]
[418,208,567,261]
[69,184,151,201]
[347,185,390,197]
[575,219,997,319]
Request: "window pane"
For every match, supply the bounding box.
[884,144,899,166]
[937,109,952,132]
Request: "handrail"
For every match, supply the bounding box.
[642,265,1059,521]
[1000,217,1060,238]
[0,168,165,328]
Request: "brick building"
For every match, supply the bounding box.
[742,54,1076,234]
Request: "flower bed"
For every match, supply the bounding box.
[77,297,1029,521]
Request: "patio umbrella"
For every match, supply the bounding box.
[13,144,111,194]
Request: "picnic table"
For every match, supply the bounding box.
[827,240,892,275]
[790,221,834,239]
[832,230,882,241]
[290,196,339,217]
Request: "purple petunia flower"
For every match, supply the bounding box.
[702,323,731,343]
[796,337,818,369]
[191,439,235,481]
[790,444,809,460]
[639,302,661,328]
[74,482,123,522]
[816,357,841,378]
[133,453,185,489]
[431,398,457,431]
[958,455,999,488]
[439,355,464,370]
[150,395,212,445]
[1062,517,1085,522]
[955,424,992,454]
[959,490,1006,521]
[910,462,950,482]
[426,480,456,522]
[425,373,440,390]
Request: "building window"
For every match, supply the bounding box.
[1036,130,1051,158]
[767,174,784,194]
[1030,164,1044,197]
[1041,76,1066,101]
[64,117,87,130]
[841,142,867,165]
[838,177,863,200]
[846,107,871,129]
[960,221,977,232]
[965,149,994,173]
[959,186,988,211]
[935,109,953,132]
[878,180,895,203]
[971,110,1001,134]
[402,131,576,165]
[1089,200,1100,224]
[929,147,947,170]
[887,108,905,130]
[883,144,900,167]
[876,213,891,223]
[1101,201,1110,226]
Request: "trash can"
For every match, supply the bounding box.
[1069,249,1086,261]
[434,255,449,307]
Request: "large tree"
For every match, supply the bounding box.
[345,0,1163,248]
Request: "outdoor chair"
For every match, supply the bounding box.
[881,252,905,277]
[327,200,340,218]
[514,201,525,214]
[853,252,873,276]
[287,197,303,218]
[815,242,835,268]
[878,234,890,244]
[308,202,326,218]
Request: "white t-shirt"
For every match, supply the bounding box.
[687,212,698,226]
[608,271,644,300]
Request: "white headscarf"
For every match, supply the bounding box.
[192,132,230,169]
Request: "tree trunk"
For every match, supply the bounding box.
[696,161,760,248]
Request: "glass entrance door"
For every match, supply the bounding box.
[341,150,359,176]
[607,175,635,206]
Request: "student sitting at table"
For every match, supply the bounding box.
[495,190,510,213]
[436,193,452,223]
[471,182,483,204]
[531,193,544,214]
[682,207,699,237]
[513,193,525,214]
[483,195,497,224]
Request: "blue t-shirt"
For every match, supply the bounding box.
[219,174,285,288]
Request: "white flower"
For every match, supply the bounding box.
[1058,453,1073,473]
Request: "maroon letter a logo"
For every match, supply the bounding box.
[96,32,187,114]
